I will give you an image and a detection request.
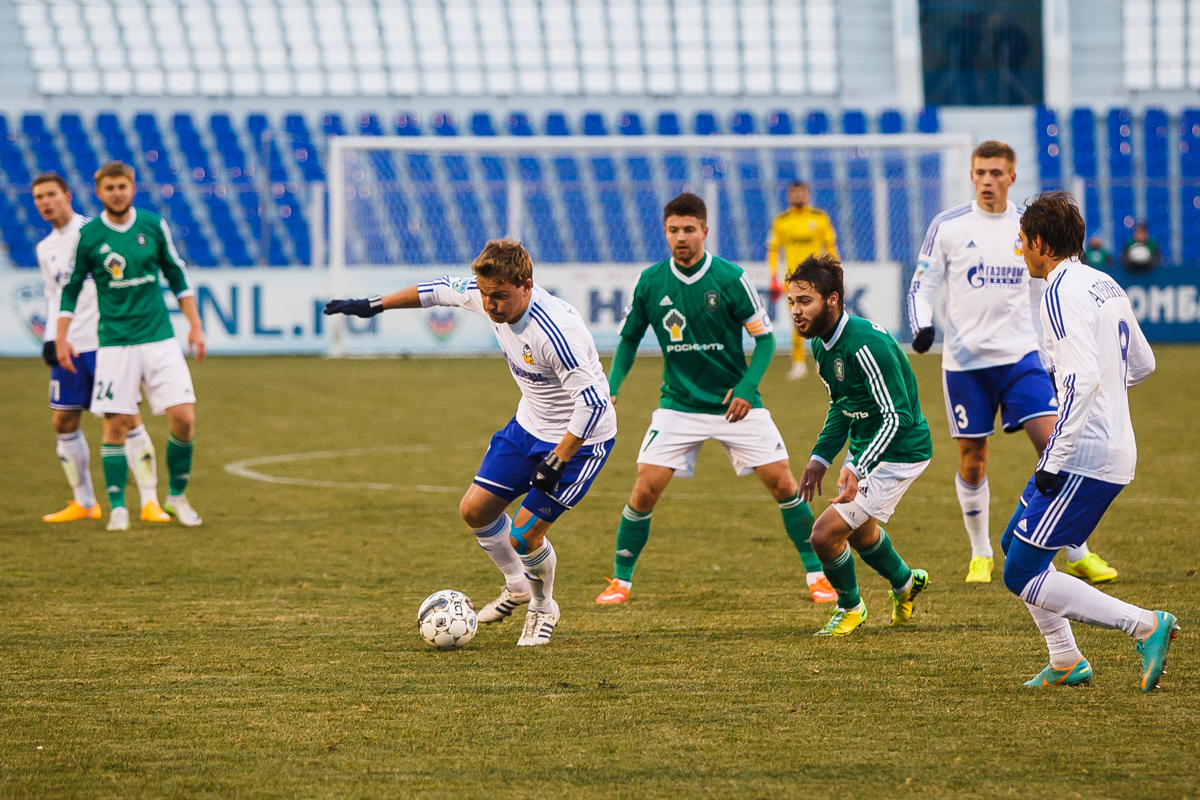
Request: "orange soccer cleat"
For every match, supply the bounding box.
[595,577,631,605]
[140,500,172,522]
[807,575,837,603]
[43,501,101,523]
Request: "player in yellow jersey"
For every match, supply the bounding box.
[766,181,839,379]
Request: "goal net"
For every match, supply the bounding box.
[326,132,974,355]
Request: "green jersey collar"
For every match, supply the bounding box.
[670,251,712,284]
[100,208,137,233]
[819,311,849,349]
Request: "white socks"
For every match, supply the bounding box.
[956,474,991,558]
[520,540,557,612]
[55,430,96,508]
[471,515,530,594]
[1021,567,1157,639]
[1025,600,1084,668]
[123,424,159,507]
[1065,543,1090,562]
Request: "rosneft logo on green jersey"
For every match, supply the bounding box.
[103,252,126,280]
[663,309,687,342]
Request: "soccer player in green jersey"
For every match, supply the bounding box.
[789,254,932,636]
[596,192,835,606]
[56,162,206,531]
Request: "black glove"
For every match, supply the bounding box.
[42,341,59,367]
[530,452,566,494]
[1034,469,1063,497]
[912,326,935,354]
[323,296,384,318]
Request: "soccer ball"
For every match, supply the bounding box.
[417,590,477,650]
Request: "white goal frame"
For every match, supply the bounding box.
[326,132,975,356]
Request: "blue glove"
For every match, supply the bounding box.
[1034,469,1063,496]
[323,296,383,318]
[530,452,566,494]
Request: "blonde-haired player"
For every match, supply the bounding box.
[766,181,839,380]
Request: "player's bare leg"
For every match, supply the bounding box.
[1023,414,1117,582]
[754,459,834,603]
[599,463,674,604]
[161,403,201,526]
[506,506,561,645]
[461,484,533,625]
[44,408,101,522]
[956,436,994,583]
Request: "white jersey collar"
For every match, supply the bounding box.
[101,207,137,233]
[670,251,712,284]
[822,311,850,349]
[53,213,86,236]
[971,200,1013,220]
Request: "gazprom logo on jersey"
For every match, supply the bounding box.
[967,261,1025,288]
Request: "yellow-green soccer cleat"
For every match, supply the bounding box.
[814,603,868,636]
[1066,552,1118,583]
[1023,657,1094,687]
[889,569,930,627]
[1137,611,1180,693]
[965,555,994,584]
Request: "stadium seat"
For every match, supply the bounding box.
[730,112,755,135]
[767,111,793,135]
[432,113,458,137]
[618,113,644,136]
[804,111,841,255]
[879,110,913,264]
[1180,109,1200,267]
[583,114,607,136]
[1070,108,1102,237]
[1035,106,1063,190]
[656,113,681,136]
[1107,109,1136,248]
[396,113,422,137]
[545,114,570,137]
[843,111,876,260]
[1143,109,1171,264]
[695,113,719,135]
[471,113,496,137]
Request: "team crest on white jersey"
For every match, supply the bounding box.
[522,343,534,364]
[1013,237,1023,256]
[103,252,126,280]
[663,309,687,342]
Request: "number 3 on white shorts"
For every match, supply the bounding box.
[954,404,969,429]
[95,381,114,402]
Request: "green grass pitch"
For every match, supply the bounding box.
[1,349,1197,799]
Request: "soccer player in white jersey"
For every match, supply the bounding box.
[323,240,616,647]
[1001,190,1177,691]
[907,141,1117,585]
[32,173,167,524]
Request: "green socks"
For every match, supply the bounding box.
[820,546,861,609]
[858,529,913,593]
[613,505,652,583]
[101,444,127,509]
[166,435,193,497]
[778,493,822,572]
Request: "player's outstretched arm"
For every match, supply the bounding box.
[799,459,828,503]
[54,316,78,374]
[323,286,423,318]
[607,334,640,404]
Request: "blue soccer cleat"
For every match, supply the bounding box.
[1023,657,1093,687]
[1136,611,1180,693]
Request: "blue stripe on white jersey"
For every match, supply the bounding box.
[530,304,579,369]
[1045,271,1068,340]
[919,202,972,257]
[1037,373,1075,471]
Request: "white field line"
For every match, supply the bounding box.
[224,448,1200,506]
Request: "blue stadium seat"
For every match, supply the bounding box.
[322,114,345,137]
[1143,108,1171,264]
[1034,106,1062,190]
[618,113,643,136]
[353,114,425,264]
[583,113,607,136]
[133,113,178,186]
[805,111,841,253]
[507,112,565,261]
[1070,108,1100,236]
[878,110,904,134]
[508,113,534,136]
[843,111,876,260]
[432,113,458,136]
[211,114,250,182]
[879,110,912,264]
[767,111,793,135]
[656,113,680,136]
[1180,109,1200,267]
[396,113,422,136]
[284,114,324,182]
[695,112,719,135]
[917,106,940,133]
[545,113,570,136]
[1107,108,1136,248]
[730,112,755,135]
[471,113,496,136]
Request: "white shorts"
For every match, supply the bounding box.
[833,459,930,529]
[636,408,789,479]
[92,339,196,416]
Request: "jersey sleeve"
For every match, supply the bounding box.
[849,339,916,476]
[618,276,650,339]
[907,221,948,334]
[58,237,90,319]
[1028,277,1051,369]
[157,218,194,299]
[733,272,773,337]
[1125,314,1155,387]
[1037,289,1101,475]
[417,276,486,315]
[811,394,853,468]
[539,322,613,441]
[38,243,58,343]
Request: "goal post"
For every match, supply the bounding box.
[326,131,975,356]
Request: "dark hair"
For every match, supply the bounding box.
[663,192,707,224]
[789,180,808,189]
[472,238,533,285]
[785,253,844,309]
[95,161,136,184]
[1020,190,1086,261]
[972,140,1017,167]
[32,173,70,193]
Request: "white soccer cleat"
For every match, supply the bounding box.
[787,361,809,380]
[164,495,203,527]
[477,585,532,624]
[516,601,560,646]
[106,506,130,532]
